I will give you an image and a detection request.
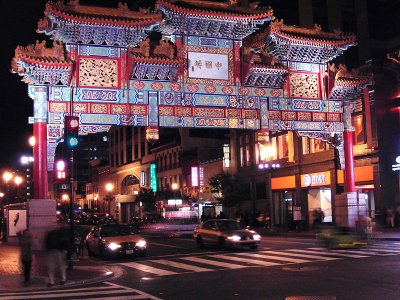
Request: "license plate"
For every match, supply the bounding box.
[126,249,134,255]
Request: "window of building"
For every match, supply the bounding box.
[352,114,365,145]
[302,137,330,154]
[121,175,140,194]
[239,132,251,167]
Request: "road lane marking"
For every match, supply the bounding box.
[0,282,162,300]
[180,256,246,269]
[154,259,212,272]
[261,250,340,261]
[367,247,400,254]
[211,254,282,266]
[238,252,311,264]
[305,248,367,258]
[119,261,178,276]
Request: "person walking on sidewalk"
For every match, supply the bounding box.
[45,227,69,287]
[17,228,33,287]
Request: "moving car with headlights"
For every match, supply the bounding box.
[194,219,261,250]
[86,224,147,259]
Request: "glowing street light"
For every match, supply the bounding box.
[105,183,114,215]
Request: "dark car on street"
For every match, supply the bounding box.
[194,219,261,250]
[86,224,147,259]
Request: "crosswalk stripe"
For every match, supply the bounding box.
[212,254,282,266]
[261,250,340,261]
[296,248,368,258]
[180,256,246,269]
[0,285,121,297]
[0,283,162,300]
[119,261,178,276]
[239,252,312,264]
[367,247,400,253]
[154,259,213,272]
[330,249,391,256]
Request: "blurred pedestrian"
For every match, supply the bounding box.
[17,228,33,287]
[200,212,207,223]
[45,227,68,287]
[386,207,395,228]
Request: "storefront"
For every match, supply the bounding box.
[270,175,297,227]
[300,171,332,226]
[269,165,376,228]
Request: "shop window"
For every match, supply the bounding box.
[352,115,365,145]
[259,132,289,161]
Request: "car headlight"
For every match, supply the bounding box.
[227,235,241,242]
[252,234,261,241]
[107,242,122,251]
[136,240,147,248]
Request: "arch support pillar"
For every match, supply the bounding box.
[28,85,57,250]
[29,85,49,199]
[335,101,367,228]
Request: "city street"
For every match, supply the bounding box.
[2,234,400,300]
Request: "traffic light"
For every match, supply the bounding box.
[64,116,80,149]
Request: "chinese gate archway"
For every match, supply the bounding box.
[12,1,370,208]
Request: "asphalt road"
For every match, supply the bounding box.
[3,231,400,299]
[99,233,400,300]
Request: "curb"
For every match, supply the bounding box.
[0,270,115,293]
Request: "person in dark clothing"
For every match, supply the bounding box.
[17,229,33,286]
[45,227,69,287]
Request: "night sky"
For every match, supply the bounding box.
[0,0,49,168]
[0,0,120,168]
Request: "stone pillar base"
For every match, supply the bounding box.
[28,199,57,250]
[335,192,367,228]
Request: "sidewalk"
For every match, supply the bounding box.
[0,241,115,292]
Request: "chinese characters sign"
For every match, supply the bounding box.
[188,52,228,81]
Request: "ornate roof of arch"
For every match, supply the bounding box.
[156,0,274,39]
[11,40,73,85]
[263,20,357,63]
[129,38,179,81]
[37,0,161,47]
[328,64,373,100]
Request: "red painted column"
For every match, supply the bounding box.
[30,85,48,199]
[343,130,355,192]
[33,122,48,199]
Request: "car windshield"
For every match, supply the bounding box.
[100,225,135,236]
[217,220,242,231]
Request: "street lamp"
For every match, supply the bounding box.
[2,171,14,206]
[14,176,23,201]
[105,183,114,216]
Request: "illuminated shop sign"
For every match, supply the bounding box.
[150,163,157,192]
[301,171,330,187]
[191,166,199,187]
[391,156,400,172]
